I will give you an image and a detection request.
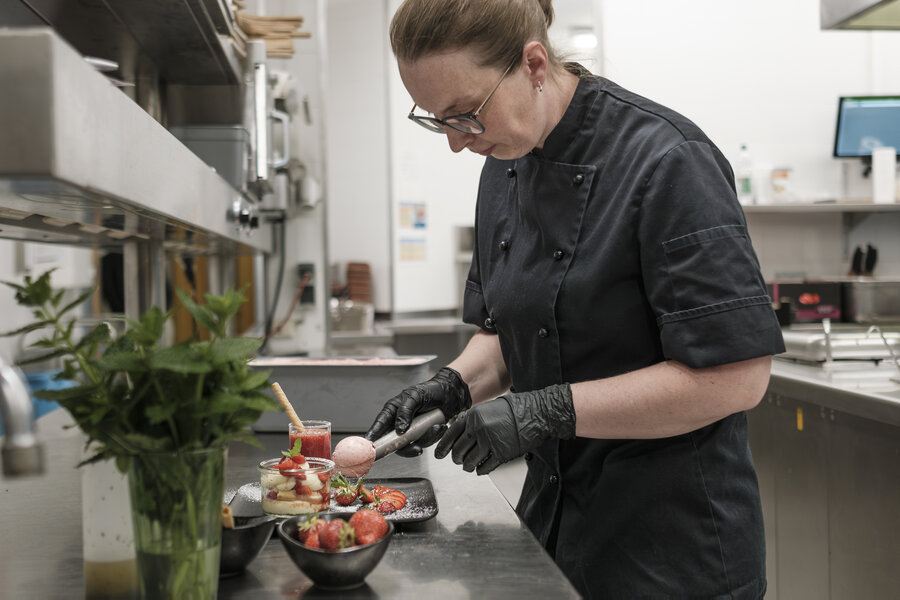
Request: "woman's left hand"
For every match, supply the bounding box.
[434,384,576,475]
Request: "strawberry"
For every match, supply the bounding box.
[334,487,357,506]
[377,500,396,514]
[278,438,304,470]
[373,485,407,511]
[319,519,356,551]
[296,515,325,542]
[332,474,358,506]
[294,483,312,496]
[358,485,375,504]
[304,532,321,549]
[317,472,330,483]
[349,509,388,545]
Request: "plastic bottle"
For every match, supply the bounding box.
[735,144,754,205]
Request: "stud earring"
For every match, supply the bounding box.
[537,81,543,93]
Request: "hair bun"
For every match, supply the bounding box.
[536,0,554,28]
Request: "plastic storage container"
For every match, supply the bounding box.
[250,356,435,433]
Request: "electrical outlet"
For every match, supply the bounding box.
[297,263,315,304]
[272,318,296,339]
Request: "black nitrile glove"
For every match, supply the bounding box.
[364,367,472,457]
[434,384,576,475]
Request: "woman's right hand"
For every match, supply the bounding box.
[364,367,472,456]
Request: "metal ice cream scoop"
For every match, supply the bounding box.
[372,408,446,460]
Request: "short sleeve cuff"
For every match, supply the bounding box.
[659,301,785,368]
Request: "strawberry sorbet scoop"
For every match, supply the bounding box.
[333,409,446,478]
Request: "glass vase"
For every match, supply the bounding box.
[127,446,226,600]
[82,454,138,600]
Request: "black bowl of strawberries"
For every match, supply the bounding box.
[278,511,394,589]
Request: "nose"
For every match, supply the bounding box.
[445,129,472,154]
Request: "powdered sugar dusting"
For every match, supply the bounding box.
[329,478,438,523]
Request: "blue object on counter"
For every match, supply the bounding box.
[0,370,73,435]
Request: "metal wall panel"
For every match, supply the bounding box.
[749,387,900,599]
[826,410,900,598]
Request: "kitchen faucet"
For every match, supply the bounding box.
[0,356,44,477]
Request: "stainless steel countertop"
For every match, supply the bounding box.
[770,358,900,426]
[0,411,579,599]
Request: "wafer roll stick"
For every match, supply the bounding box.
[272,382,304,431]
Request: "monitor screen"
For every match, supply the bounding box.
[834,96,900,158]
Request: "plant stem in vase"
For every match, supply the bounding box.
[128,446,226,600]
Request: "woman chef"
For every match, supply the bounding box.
[365,0,785,597]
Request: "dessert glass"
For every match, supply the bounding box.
[288,420,332,460]
[259,457,334,517]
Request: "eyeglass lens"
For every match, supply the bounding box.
[410,114,484,135]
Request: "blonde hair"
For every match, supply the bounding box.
[390,0,561,71]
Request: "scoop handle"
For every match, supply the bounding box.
[372,409,446,460]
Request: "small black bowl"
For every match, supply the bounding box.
[278,512,394,590]
[220,515,277,577]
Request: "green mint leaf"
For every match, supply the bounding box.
[234,369,271,392]
[146,403,178,425]
[97,350,148,373]
[290,436,302,456]
[59,288,96,318]
[150,344,213,374]
[177,289,222,337]
[209,337,262,365]
[0,321,51,337]
[77,322,113,350]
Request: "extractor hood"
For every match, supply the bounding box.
[821,0,900,30]
[0,28,270,256]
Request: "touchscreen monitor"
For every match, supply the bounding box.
[833,96,900,158]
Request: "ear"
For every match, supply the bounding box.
[521,41,549,89]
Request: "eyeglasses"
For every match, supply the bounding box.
[408,61,515,135]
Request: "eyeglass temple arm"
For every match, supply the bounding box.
[473,61,515,117]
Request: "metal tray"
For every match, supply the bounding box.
[327,478,439,523]
[226,477,438,524]
[250,356,436,433]
[780,329,900,362]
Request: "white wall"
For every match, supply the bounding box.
[386,0,485,314]
[324,0,393,313]
[599,0,900,202]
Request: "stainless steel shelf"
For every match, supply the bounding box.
[0,29,270,255]
[6,0,243,85]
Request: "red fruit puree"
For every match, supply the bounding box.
[290,428,332,460]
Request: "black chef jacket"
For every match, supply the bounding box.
[462,71,785,599]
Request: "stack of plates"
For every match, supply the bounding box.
[346,262,372,303]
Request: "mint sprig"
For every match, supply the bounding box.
[282,437,303,459]
[2,270,280,470]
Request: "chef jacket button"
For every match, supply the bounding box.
[499,240,510,251]
[552,249,565,260]
[506,168,516,178]
[524,452,533,461]
[538,327,549,338]
[572,173,584,185]
[484,317,495,329]
[549,474,559,484]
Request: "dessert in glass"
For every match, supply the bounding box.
[259,456,334,517]
[288,420,332,460]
